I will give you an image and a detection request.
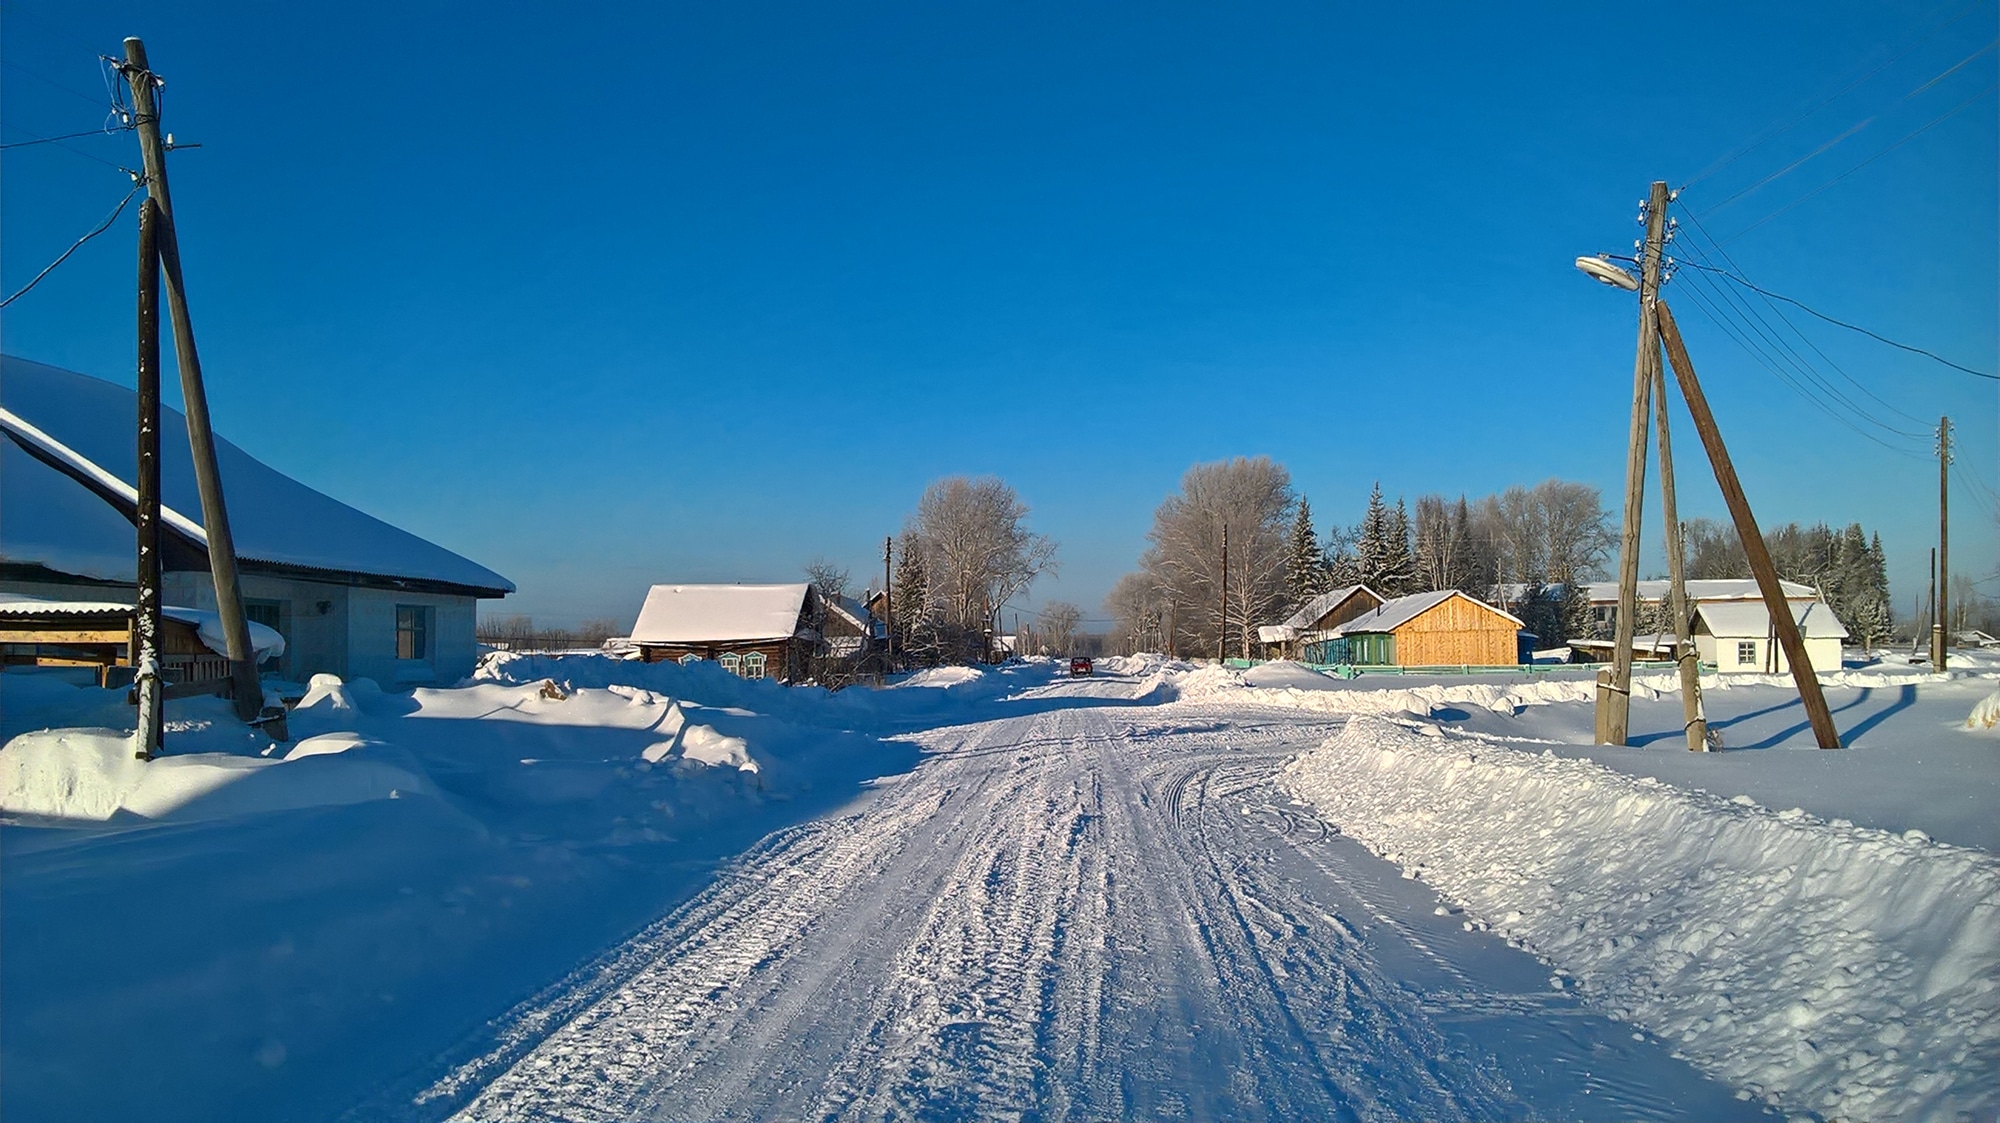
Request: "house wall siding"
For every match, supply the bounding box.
[345,586,477,686]
[1390,597,1519,666]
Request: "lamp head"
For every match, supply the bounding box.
[1575,256,1640,291]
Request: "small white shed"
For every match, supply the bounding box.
[1694,599,1849,674]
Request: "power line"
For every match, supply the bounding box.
[1678,0,1988,191]
[0,124,127,149]
[0,56,117,109]
[1674,251,1997,380]
[0,120,130,170]
[0,179,143,309]
[1670,218,1934,440]
[1697,38,1997,219]
[1724,80,1999,245]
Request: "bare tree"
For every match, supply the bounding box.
[1037,601,1083,654]
[906,476,1057,661]
[1105,571,1168,655]
[803,558,852,604]
[1137,456,1293,660]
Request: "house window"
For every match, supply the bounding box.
[719,652,742,676]
[396,605,431,660]
[678,653,703,665]
[743,651,767,680]
[1736,640,1758,665]
[245,598,287,673]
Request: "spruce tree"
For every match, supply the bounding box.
[1286,498,1326,612]
[1356,483,1391,591]
[1381,497,1415,596]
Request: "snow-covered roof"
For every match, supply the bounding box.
[1584,579,1817,604]
[630,583,815,645]
[1696,599,1850,641]
[1256,625,1293,644]
[0,594,286,659]
[0,357,513,596]
[1333,590,1524,635]
[1278,584,1383,632]
[828,594,884,638]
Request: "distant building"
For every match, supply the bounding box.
[630,583,841,682]
[1327,590,1524,667]
[1693,599,1848,674]
[0,357,513,686]
[1257,585,1385,660]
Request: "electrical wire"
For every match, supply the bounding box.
[1723,80,1998,245]
[1669,273,1929,459]
[1673,246,1997,381]
[1670,221,1935,440]
[0,56,115,109]
[0,179,143,309]
[0,125,126,149]
[0,121,129,170]
[1698,39,1997,219]
[1678,0,1987,192]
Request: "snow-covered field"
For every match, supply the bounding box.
[2,651,1995,1121]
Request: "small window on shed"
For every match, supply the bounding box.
[396,605,431,661]
[742,652,767,679]
[719,652,742,675]
[1736,640,1757,665]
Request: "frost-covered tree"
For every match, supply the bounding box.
[803,559,851,604]
[891,531,936,665]
[1036,601,1083,655]
[1286,498,1331,611]
[1355,484,1415,596]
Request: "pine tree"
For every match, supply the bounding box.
[1356,483,1392,594]
[1286,498,1328,612]
[1381,497,1415,596]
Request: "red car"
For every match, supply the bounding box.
[1069,656,1094,677]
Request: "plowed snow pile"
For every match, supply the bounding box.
[1280,715,2000,1122]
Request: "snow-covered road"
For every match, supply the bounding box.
[402,683,1763,1122]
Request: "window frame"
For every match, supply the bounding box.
[395,604,431,661]
[719,651,742,676]
[742,651,767,680]
[1735,639,1758,666]
[678,652,703,665]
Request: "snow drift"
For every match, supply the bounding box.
[1280,716,2000,1122]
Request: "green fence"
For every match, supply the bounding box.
[1223,658,1692,677]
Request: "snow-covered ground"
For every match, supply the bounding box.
[2,651,1994,1121]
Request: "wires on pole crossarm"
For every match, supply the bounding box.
[0,179,144,309]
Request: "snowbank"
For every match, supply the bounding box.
[0,726,433,823]
[1280,716,2000,1122]
[1967,689,2000,730]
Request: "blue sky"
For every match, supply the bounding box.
[4,1,1994,630]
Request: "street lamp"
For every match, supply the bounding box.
[1574,255,1639,291]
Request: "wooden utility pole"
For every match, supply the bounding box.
[134,197,165,760]
[883,535,894,669]
[1658,300,1841,748]
[1166,599,1176,660]
[1650,342,1708,750]
[1217,524,1229,663]
[120,38,262,723]
[1601,181,1670,745]
[1935,417,1950,669]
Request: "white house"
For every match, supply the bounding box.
[0,356,513,685]
[1694,598,1849,674]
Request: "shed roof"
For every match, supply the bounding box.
[1695,599,1850,641]
[0,357,513,596]
[1583,578,1817,604]
[630,583,816,644]
[1278,584,1384,633]
[1334,589,1524,635]
[0,594,286,659]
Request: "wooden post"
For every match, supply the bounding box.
[1935,417,1950,669]
[1650,342,1709,750]
[882,535,894,669]
[134,197,165,760]
[1603,180,1670,745]
[121,38,262,724]
[1217,523,1229,663]
[1658,300,1840,748]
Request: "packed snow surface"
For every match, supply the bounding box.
[3,651,1995,1121]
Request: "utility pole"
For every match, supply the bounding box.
[1651,342,1708,750]
[133,197,164,760]
[1935,417,1950,669]
[1929,548,1939,665]
[119,38,262,723]
[1601,180,1669,745]
[1658,300,1840,748]
[1166,599,1176,660]
[1217,524,1229,663]
[882,535,894,669]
